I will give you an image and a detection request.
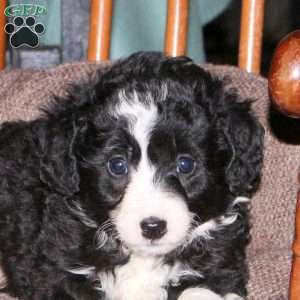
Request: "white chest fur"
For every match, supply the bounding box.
[98,255,183,300]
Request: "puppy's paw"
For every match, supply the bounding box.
[178,288,223,300]
[224,294,244,300]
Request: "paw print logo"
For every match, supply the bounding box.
[4,16,45,48]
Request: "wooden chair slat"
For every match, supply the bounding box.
[164,0,189,57]
[87,0,113,61]
[238,0,265,74]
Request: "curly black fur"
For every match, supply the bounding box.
[0,52,264,300]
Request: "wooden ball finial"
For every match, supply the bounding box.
[269,30,300,118]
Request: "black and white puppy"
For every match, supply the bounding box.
[0,52,264,300]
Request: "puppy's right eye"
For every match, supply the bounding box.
[108,157,128,176]
[176,156,195,174]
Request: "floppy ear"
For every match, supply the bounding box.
[39,118,83,196]
[186,65,264,196]
[216,96,264,196]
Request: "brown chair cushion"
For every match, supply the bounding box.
[0,62,299,300]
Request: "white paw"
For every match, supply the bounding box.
[224,293,244,300]
[178,288,223,300]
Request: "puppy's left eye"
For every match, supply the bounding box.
[108,157,128,176]
[176,156,195,174]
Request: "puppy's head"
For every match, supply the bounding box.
[42,52,264,256]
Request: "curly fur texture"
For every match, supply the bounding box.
[0,52,264,300]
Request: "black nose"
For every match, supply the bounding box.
[140,217,167,240]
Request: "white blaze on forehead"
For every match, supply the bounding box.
[116,90,158,157]
[116,90,159,199]
[111,90,192,256]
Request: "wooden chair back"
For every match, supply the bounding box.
[0,0,265,74]
[87,0,265,74]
